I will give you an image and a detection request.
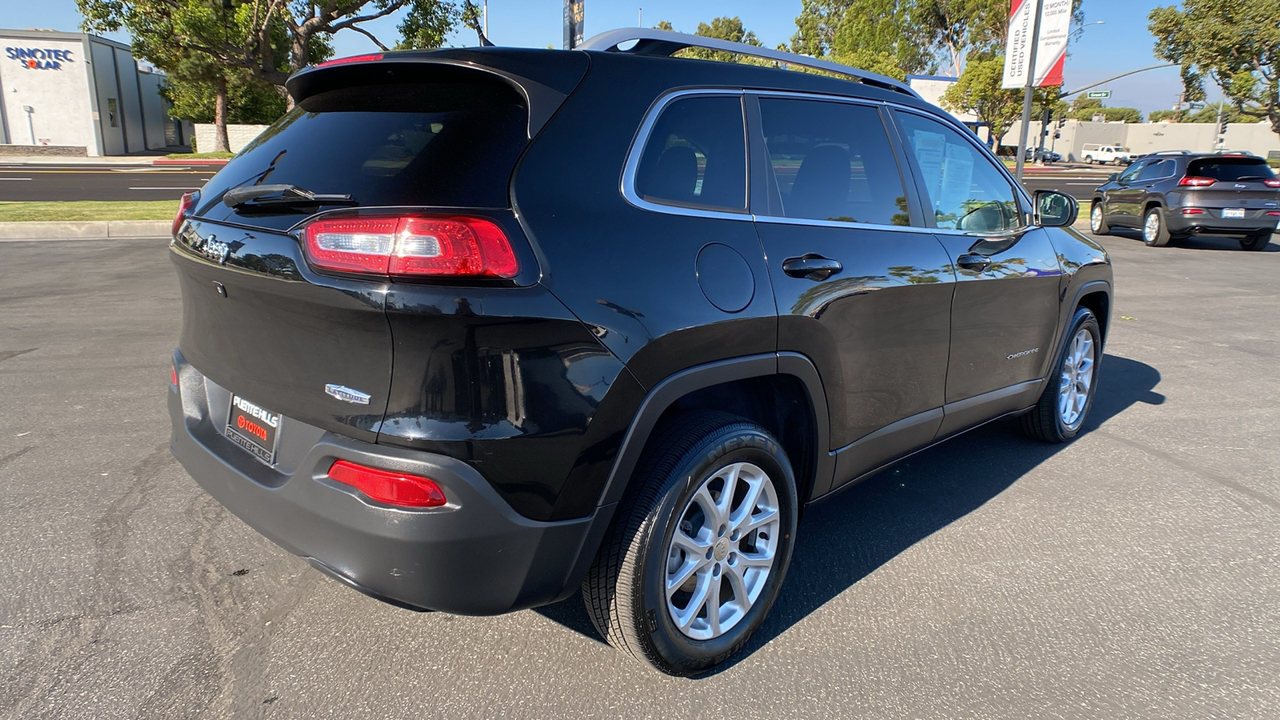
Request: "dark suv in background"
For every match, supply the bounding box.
[1090,151,1280,250]
[167,28,1112,675]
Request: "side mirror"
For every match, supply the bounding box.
[1107,173,1118,182]
[1034,189,1078,228]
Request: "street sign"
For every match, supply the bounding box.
[1086,91,1111,99]
[1188,101,1206,109]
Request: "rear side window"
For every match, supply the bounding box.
[1139,159,1173,180]
[634,96,747,212]
[758,98,909,225]
[201,74,528,214]
[1187,158,1276,181]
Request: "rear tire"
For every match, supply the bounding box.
[1017,307,1101,443]
[1142,207,1171,247]
[1240,232,1272,251]
[582,412,798,676]
[1090,201,1110,235]
[1084,156,1094,165]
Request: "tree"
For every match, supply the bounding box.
[689,16,763,62]
[1066,98,1142,123]
[163,67,286,125]
[790,0,1081,80]
[1187,101,1265,124]
[1148,109,1182,123]
[828,0,935,80]
[81,0,460,107]
[941,53,1058,147]
[1149,0,1280,138]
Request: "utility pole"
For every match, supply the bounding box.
[1013,0,1045,182]
[483,0,488,37]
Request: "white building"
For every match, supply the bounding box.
[0,28,189,156]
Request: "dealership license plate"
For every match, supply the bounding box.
[1223,208,1246,219]
[226,395,281,465]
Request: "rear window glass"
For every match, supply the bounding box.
[1187,158,1276,181]
[199,77,527,216]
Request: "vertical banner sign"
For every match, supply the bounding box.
[1002,0,1072,88]
[563,0,584,49]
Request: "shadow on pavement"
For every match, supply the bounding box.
[532,354,1165,670]
[1106,228,1280,253]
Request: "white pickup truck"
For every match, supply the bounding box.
[1080,144,1132,165]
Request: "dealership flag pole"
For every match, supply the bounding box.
[1013,0,1044,182]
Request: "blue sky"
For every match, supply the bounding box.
[6,0,1216,114]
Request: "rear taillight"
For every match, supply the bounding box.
[1180,208,1205,215]
[327,460,447,508]
[170,364,178,386]
[1178,176,1216,187]
[303,215,518,278]
[173,191,197,236]
[1263,179,1280,188]
[316,54,383,67]
[1267,211,1280,217]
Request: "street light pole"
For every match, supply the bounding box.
[1013,0,1045,182]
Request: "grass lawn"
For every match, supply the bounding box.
[0,201,175,222]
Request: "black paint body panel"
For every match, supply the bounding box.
[168,46,1114,614]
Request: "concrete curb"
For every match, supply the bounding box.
[0,220,170,240]
[152,158,230,166]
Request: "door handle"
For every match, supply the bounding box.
[957,253,992,272]
[782,254,842,281]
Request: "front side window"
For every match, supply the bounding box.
[895,111,1020,232]
[1118,163,1143,183]
[634,95,747,212]
[758,98,910,225]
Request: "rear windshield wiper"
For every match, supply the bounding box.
[1233,175,1273,181]
[223,184,356,208]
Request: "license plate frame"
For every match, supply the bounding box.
[226,395,281,465]
[1223,208,1246,219]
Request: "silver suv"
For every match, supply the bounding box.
[1089,151,1280,250]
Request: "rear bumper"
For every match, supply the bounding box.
[168,353,613,615]
[1166,213,1279,237]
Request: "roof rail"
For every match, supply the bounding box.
[1147,150,1192,156]
[579,27,920,99]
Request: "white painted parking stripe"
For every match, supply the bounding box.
[0,177,33,180]
[129,186,200,190]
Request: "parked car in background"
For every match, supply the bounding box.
[166,27,1112,676]
[1081,144,1132,165]
[1025,147,1061,163]
[1090,150,1280,249]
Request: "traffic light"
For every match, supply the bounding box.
[1218,118,1229,135]
[1057,116,1067,129]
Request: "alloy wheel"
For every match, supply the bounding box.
[664,461,780,641]
[1058,327,1096,430]
[1143,212,1161,244]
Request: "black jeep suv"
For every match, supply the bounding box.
[167,28,1112,675]
[1090,151,1280,250]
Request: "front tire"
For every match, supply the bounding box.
[1017,307,1102,443]
[1090,201,1111,235]
[583,412,799,676]
[1240,232,1272,251]
[1142,207,1171,247]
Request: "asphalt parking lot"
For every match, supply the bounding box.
[1,228,1278,719]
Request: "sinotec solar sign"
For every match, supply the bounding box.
[5,46,75,70]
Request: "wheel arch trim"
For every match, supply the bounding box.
[596,352,834,508]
